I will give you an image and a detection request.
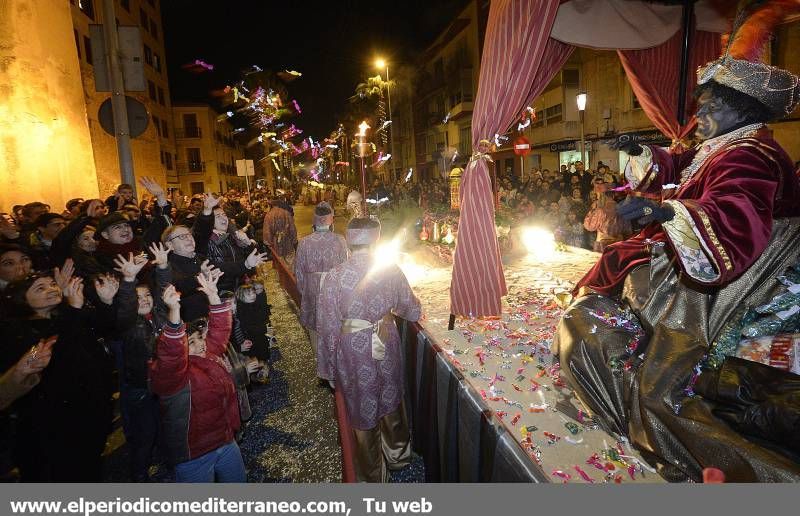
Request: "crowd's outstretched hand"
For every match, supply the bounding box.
[245,248,269,269]
[0,336,57,410]
[203,193,221,215]
[63,277,85,309]
[200,259,215,276]
[148,242,171,270]
[114,252,149,282]
[94,274,120,305]
[53,258,75,290]
[197,268,223,305]
[139,177,167,205]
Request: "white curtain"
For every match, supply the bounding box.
[551,0,727,50]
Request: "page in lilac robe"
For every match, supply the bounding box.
[262,206,298,259]
[316,252,422,430]
[294,230,348,330]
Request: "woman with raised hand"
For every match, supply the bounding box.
[1,272,115,481]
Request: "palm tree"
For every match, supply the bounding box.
[352,75,391,147]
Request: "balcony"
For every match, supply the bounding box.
[176,126,202,138]
[176,161,206,175]
[448,100,473,122]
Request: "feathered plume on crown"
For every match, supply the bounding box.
[711,0,800,61]
[699,0,800,118]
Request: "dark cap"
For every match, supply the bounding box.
[95,211,132,239]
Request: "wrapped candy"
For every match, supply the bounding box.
[735,334,798,372]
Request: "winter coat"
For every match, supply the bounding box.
[113,267,170,389]
[150,301,240,465]
[193,213,255,293]
[2,306,115,480]
[166,253,250,322]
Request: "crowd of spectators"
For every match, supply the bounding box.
[0,178,283,482]
[495,161,632,251]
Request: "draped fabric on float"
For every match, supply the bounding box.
[618,29,722,147]
[450,0,574,317]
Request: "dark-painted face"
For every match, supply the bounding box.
[695,89,745,141]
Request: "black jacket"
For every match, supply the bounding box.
[167,252,249,322]
[193,213,255,293]
[2,306,115,481]
[113,268,170,389]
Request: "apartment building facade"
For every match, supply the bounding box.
[402,0,488,183]
[172,104,245,195]
[70,0,178,196]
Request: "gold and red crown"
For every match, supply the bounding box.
[698,0,800,118]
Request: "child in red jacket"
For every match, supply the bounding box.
[150,268,245,482]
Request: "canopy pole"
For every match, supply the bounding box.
[677,0,694,126]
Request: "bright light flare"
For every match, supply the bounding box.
[398,259,426,287]
[375,58,387,70]
[522,227,556,260]
[374,238,402,266]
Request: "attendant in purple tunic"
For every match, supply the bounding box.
[294,202,348,365]
[316,218,422,482]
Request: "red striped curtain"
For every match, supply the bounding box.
[450,0,573,317]
[618,29,722,147]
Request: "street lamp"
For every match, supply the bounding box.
[375,57,396,182]
[576,92,588,168]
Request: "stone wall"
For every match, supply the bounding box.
[0,0,99,211]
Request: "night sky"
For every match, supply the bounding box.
[162,0,471,139]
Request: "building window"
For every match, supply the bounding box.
[120,0,130,12]
[182,114,200,137]
[74,30,81,60]
[140,8,148,30]
[458,125,471,157]
[165,152,173,170]
[83,35,93,64]
[161,119,169,138]
[143,45,153,66]
[153,53,161,73]
[159,150,165,164]
[150,19,159,40]
[153,115,161,136]
[187,148,202,172]
[78,0,95,20]
[148,80,156,101]
[545,104,563,120]
[157,87,165,106]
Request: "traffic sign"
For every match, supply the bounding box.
[98,96,149,138]
[513,136,531,157]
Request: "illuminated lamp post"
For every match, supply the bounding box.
[356,121,372,215]
[577,92,588,166]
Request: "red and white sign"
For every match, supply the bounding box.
[513,136,531,157]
